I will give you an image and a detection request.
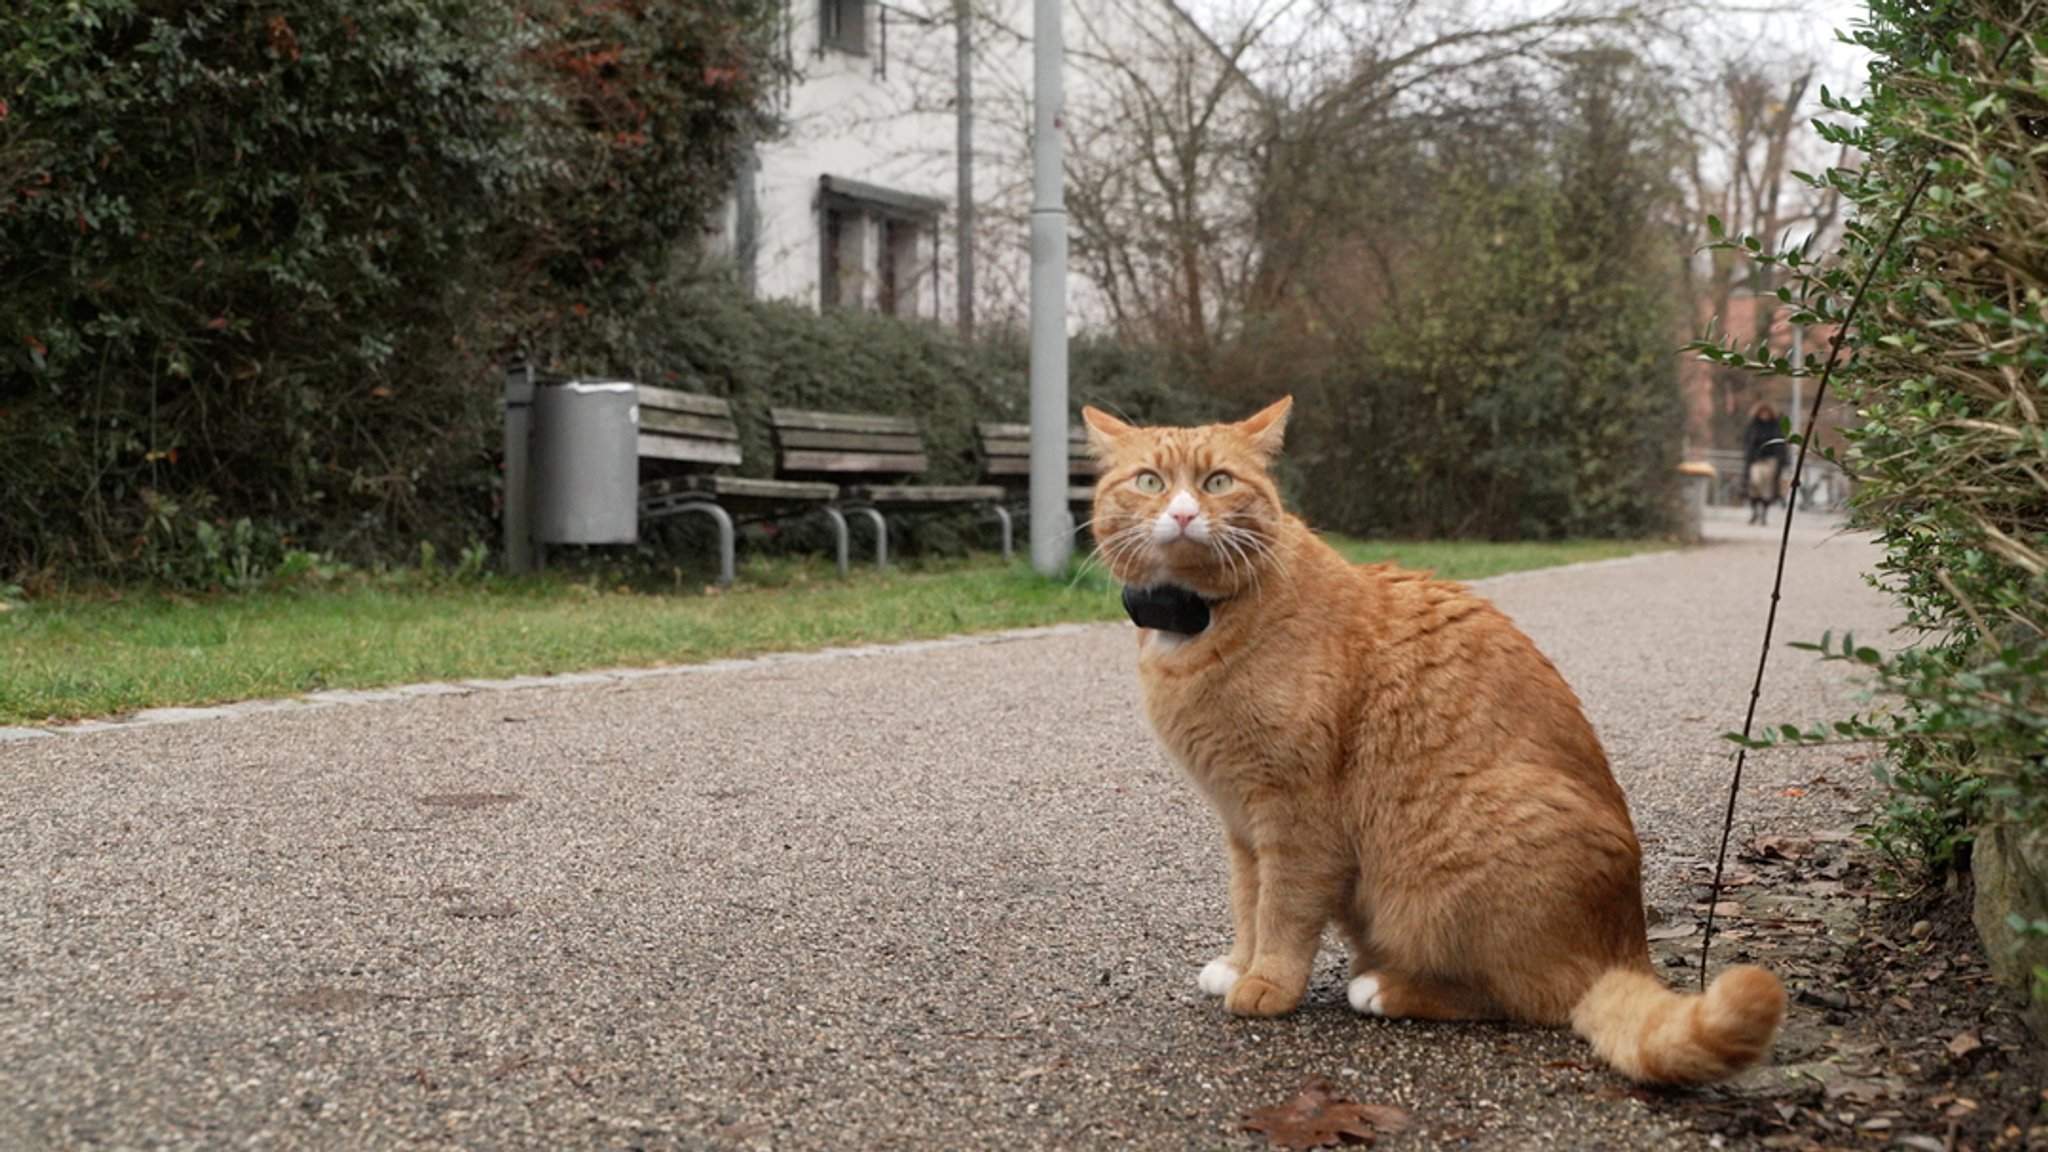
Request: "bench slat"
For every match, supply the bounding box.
[642,474,839,503]
[977,422,1088,443]
[776,429,925,454]
[781,450,928,474]
[852,484,1007,505]
[637,434,743,466]
[638,384,732,418]
[771,408,919,436]
[983,457,1100,477]
[641,408,739,440]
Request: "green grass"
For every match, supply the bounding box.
[1323,536,1660,581]
[0,538,1667,726]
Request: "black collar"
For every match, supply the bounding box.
[1122,583,1217,636]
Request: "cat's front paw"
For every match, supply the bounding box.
[1346,974,1387,1016]
[1224,974,1301,1017]
[1197,958,1241,997]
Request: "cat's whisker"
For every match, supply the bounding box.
[1089,521,1154,584]
[1211,522,1273,597]
[1214,530,1251,587]
[1068,520,1128,583]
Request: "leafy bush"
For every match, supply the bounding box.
[1704,0,2046,881]
[0,0,781,584]
[1218,46,1687,540]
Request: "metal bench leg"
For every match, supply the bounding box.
[653,499,735,588]
[820,506,850,577]
[846,506,888,571]
[989,504,1014,561]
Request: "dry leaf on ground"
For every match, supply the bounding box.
[1240,1077,1410,1150]
[1746,834,1813,861]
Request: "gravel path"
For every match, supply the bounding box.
[0,506,1901,1150]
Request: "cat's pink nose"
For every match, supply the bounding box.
[1171,511,1197,527]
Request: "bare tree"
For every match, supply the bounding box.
[1679,58,1850,451]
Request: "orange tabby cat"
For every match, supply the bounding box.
[1083,397,1785,1085]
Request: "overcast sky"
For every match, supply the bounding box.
[1172,0,1875,115]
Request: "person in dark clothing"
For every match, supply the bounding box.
[1741,401,1791,525]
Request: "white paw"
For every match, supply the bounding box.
[1197,958,1242,997]
[1347,974,1386,1016]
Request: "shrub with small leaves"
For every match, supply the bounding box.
[0,0,782,583]
[1695,0,2046,884]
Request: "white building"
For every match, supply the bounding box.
[723,0,1260,337]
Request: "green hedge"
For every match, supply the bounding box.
[1700,1,2046,884]
[0,0,781,584]
[1826,0,2048,858]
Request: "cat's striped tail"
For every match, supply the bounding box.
[1569,964,1786,1085]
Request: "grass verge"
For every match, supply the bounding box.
[1,538,1666,726]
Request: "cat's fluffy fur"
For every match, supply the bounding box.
[1083,397,1785,1085]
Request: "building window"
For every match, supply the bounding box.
[878,218,925,318]
[821,0,865,55]
[820,204,867,310]
[819,176,942,317]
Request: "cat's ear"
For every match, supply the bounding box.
[1081,406,1135,459]
[1236,396,1293,461]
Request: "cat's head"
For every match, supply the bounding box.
[1081,397,1292,599]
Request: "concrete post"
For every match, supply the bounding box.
[503,366,536,574]
[1027,0,1070,576]
[955,0,974,336]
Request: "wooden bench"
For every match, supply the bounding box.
[633,387,849,587]
[772,408,1013,568]
[977,421,1100,531]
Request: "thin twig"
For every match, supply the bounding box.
[1694,173,1934,988]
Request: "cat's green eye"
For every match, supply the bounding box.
[1203,472,1236,494]
[1133,472,1166,495]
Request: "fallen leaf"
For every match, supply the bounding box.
[1780,787,1807,798]
[1646,921,1698,941]
[1241,1078,1410,1150]
[1946,1029,1983,1060]
[1692,864,1758,888]
[1746,834,1812,861]
[1821,1077,1889,1103]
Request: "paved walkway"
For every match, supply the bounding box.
[0,506,1900,1150]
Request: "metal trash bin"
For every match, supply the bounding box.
[531,379,640,545]
[1677,460,1716,544]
